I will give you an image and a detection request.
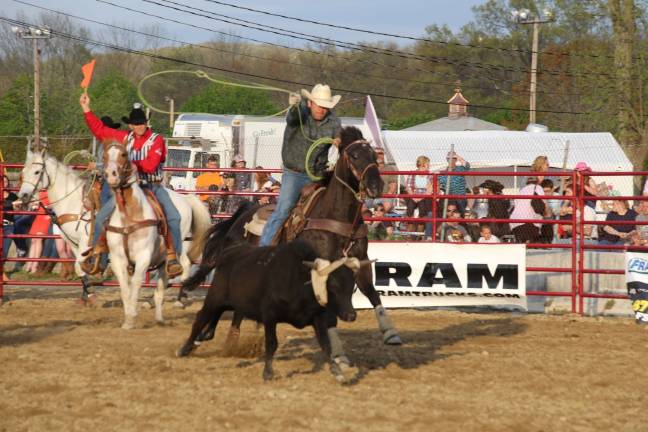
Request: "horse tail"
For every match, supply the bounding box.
[185,194,213,263]
[181,200,256,292]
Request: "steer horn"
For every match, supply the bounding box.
[343,258,376,273]
[303,258,332,306]
[303,258,376,307]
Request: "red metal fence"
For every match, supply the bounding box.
[2,163,646,315]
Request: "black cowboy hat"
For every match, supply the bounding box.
[100,116,121,130]
[121,103,148,125]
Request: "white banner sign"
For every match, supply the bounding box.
[353,243,527,309]
[625,251,648,293]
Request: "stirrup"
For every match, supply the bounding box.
[166,257,183,278]
[81,253,104,275]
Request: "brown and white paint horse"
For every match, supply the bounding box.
[102,142,211,329]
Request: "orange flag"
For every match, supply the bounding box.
[80,59,96,89]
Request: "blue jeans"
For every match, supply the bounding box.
[42,224,57,259]
[3,224,14,259]
[260,169,312,246]
[100,180,111,205]
[13,215,33,252]
[93,184,182,255]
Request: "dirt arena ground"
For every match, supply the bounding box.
[0,285,645,432]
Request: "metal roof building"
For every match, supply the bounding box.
[381,130,633,195]
[403,85,507,132]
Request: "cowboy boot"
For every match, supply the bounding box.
[81,232,108,276]
[163,229,183,278]
[166,253,183,278]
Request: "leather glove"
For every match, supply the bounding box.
[288,92,301,106]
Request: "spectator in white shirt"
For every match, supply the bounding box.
[478,225,500,243]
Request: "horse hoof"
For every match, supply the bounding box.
[173,300,186,309]
[263,368,274,381]
[383,329,403,345]
[121,316,136,330]
[74,297,88,307]
[330,358,357,383]
[156,319,165,327]
[176,344,194,357]
[141,300,153,310]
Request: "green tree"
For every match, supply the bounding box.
[180,82,280,115]
[0,74,33,135]
[89,70,139,126]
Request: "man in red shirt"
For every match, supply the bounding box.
[79,94,183,278]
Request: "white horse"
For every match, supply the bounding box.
[101,142,211,329]
[17,148,97,296]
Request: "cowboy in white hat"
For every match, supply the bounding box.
[259,84,342,246]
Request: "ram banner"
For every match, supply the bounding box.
[353,242,527,309]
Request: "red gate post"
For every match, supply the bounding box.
[431,174,438,243]
[0,161,4,302]
[577,171,586,315]
[569,171,578,313]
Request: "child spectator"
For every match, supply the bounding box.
[478,224,500,243]
[404,155,433,238]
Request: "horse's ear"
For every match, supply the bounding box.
[41,137,49,152]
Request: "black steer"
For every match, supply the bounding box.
[177,240,366,381]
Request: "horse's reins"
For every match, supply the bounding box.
[105,143,137,189]
[333,139,378,203]
[303,139,378,255]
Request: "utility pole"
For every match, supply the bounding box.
[11,25,51,149]
[165,96,175,133]
[512,9,554,125]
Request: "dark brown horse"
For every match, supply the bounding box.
[181,126,402,368]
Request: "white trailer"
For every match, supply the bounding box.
[166,113,376,190]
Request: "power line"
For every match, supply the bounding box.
[199,0,623,62]
[90,0,608,96]
[140,0,618,80]
[0,15,592,116]
[95,0,607,96]
[14,0,585,98]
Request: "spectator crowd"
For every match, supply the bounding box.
[5,148,648,281]
[361,151,648,247]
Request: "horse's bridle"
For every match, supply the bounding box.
[20,158,52,206]
[105,143,136,189]
[334,139,378,202]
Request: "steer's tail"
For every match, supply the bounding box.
[182,201,256,291]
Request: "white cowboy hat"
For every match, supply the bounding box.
[300,84,341,109]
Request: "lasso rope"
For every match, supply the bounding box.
[137,69,335,181]
[137,69,290,117]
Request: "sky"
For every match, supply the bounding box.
[0,0,485,48]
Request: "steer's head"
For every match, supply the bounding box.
[304,257,374,322]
